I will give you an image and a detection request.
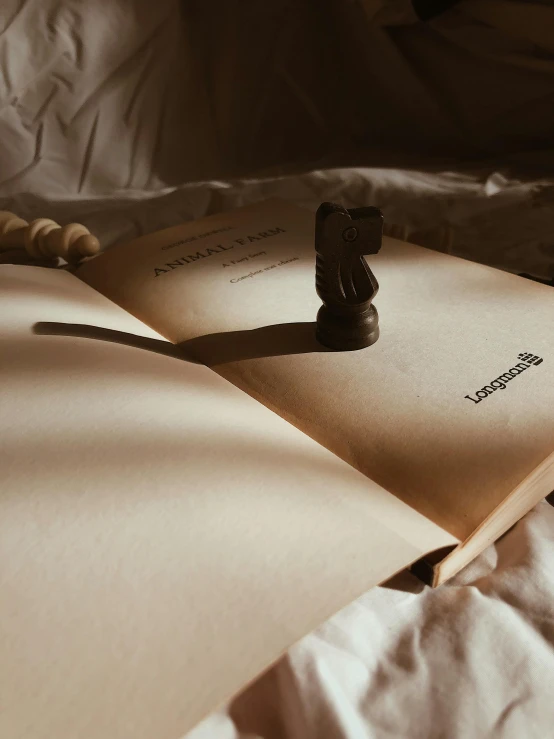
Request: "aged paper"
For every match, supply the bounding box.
[0,266,455,739]
[79,199,554,540]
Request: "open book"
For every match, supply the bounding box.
[2,199,552,738]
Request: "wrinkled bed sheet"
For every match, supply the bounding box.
[2,167,553,739]
[3,165,554,280]
[189,502,554,739]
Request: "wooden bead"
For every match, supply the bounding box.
[0,211,28,249]
[0,226,27,249]
[0,211,100,263]
[42,222,100,262]
[25,218,60,259]
[43,223,82,259]
[67,233,100,262]
[0,211,28,235]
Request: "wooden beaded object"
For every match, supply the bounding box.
[0,211,100,264]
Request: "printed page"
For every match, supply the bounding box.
[78,199,554,541]
[0,265,455,739]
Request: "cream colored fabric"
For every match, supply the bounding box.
[1,0,554,195]
[3,165,553,279]
[0,0,216,193]
[188,501,554,739]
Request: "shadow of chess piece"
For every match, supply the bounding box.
[315,202,383,351]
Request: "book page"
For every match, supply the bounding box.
[78,199,554,541]
[0,266,455,739]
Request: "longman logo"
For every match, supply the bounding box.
[465,352,544,404]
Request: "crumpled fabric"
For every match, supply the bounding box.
[0,0,216,193]
[187,502,554,739]
[1,0,554,195]
[2,165,553,278]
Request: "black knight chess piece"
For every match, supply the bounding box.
[315,202,383,351]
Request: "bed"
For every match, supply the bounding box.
[1,2,553,737]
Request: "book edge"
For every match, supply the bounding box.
[430,449,554,587]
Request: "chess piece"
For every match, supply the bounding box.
[315,202,383,351]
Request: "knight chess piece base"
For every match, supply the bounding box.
[316,304,379,351]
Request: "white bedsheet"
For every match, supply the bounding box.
[3,165,554,280]
[189,501,554,739]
